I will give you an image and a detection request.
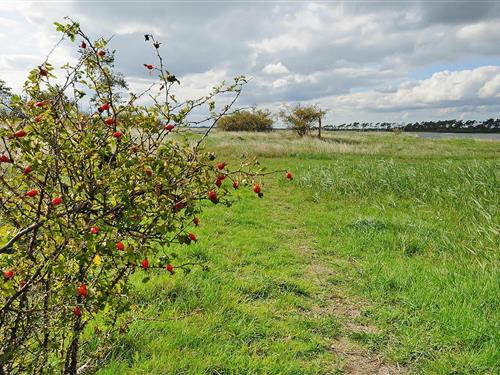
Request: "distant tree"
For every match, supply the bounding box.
[217,107,273,132]
[279,104,326,137]
[0,79,12,109]
[0,79,10,98]
[0,80,13,118]
[316,107,327,138]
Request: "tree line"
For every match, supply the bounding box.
[327,119,500,133]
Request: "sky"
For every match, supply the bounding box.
[1,0,500,125]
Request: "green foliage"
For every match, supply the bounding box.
[217,108,273,132]
[54,21,80,42]
[279,104,325,137]
[0,20,271,374]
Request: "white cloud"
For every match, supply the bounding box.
[0,3,79,93]
[113,22,166,37]
[323,66,500,112]
[457,20,500,41]
[478,73,500,98]
[262,62,289,75]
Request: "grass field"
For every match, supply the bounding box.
[95,131,499,374]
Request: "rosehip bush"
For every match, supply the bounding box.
[0,20,288,374]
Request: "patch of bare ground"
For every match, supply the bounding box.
[307,258,405,374]
[272,204,405,374]
[331,337,403,375]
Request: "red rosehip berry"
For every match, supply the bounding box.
[14,130,27,138]
[97,50,105,57]
[34,116,41,123]
[174,202,185,210]
[253,184,261,194]
[116,241,125,251]
[26,189,38,197]
[193,217,200,226]
[73,307,82,317]
[208,190,217,202]
[23,165,31,174]
[77,284,87,297]
[112,131,122,138]
[39,68,48,77]
[216,162,226,170]
[232,180,239,189]
[51,197,62,206]
[166,264,174,274]
[145,168,153,177]
[0,155,11,163]
[188,233,197,241]
[98,102,110,112]
[144,64,154,70]
[286,171,293,180]
[141,258,149,270]
[164,124,174,131]
[3,270,14,280]
[89,226,99,234]
[80,41,86,49]
[35,101,45,107]
[215,179,222,188]
[104,118,114,126]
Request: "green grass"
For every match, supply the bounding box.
[96,131,499,374]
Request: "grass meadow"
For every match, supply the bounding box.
[94,131,499,374]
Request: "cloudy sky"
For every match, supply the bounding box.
[1,0,500,125]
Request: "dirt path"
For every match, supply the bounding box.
[307,258,404,374]
[271,194,405,374]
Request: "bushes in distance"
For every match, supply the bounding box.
[217,108,273,132]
